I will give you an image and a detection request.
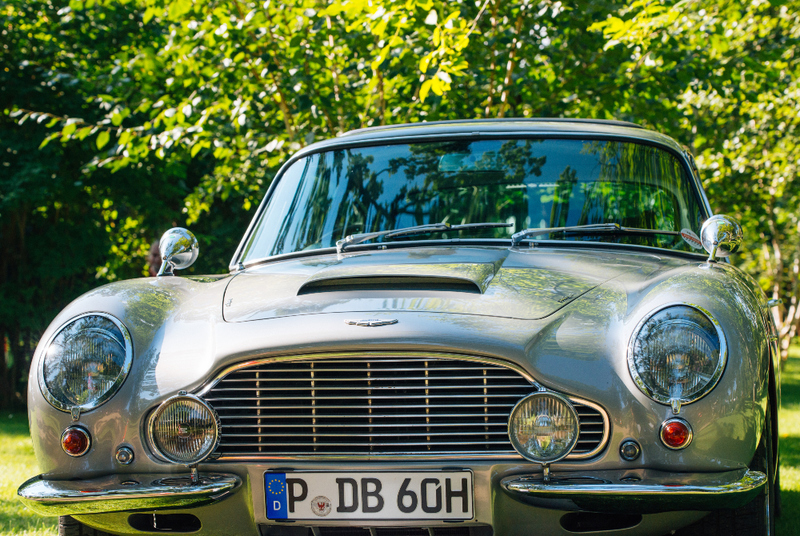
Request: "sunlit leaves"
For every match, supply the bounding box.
[6,0,800,356]
[96,130,110,149]
[590,0,800,358]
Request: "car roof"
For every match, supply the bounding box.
[294,118,684,158]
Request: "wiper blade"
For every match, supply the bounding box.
[510,223,680,247]
[337,222,513,254]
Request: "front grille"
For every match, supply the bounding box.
[202,355,607,459]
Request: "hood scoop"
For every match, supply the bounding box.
[298,275,482,295]
[222,248,658,323]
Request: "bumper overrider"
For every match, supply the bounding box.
[18,468,763,518]
[17,473,241,516]
[501,468,766,514]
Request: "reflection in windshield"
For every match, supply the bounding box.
[241,139,705,261]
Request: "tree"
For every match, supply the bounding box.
[591,0,800,361]
[3,0,800,410]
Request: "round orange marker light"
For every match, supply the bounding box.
[660,418,692,450]
[61,426,91,457]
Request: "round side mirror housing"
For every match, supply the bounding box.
[157,228,199,276]
[700,215,742,262]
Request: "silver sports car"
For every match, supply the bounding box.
[19,119,779,536]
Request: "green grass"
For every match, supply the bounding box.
[778,345,800,534]
[4,350,800,535]
[1,413,57,536]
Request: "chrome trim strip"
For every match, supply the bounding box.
[567,396,610,460]
[501,469,765,514]
[197,352,610,462]
[17,472,241,517]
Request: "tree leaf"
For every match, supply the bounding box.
[96,130,110,149]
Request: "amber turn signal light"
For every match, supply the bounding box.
[61,426,91,457]
[660,418,692,450]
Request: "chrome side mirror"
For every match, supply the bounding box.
[157,228,199,276]
[700,215,742,262]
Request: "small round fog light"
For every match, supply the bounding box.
[660,418,693,450]
[149,394,219,464]
[508,392,579,463]
[619,439,641,461]
[61,426,91,457]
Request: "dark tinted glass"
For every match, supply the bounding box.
[242,139,705,261]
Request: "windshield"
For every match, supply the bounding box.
[240,138,706,262]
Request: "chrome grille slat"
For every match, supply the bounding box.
[206,384,529,392]
[205,394,524,401]
[217,409,515,415]
[217,442,515,447]
[221,421,512,428]
[204,355,608,459]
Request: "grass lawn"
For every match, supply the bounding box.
[0,413,56,536]
[4,348,800,535]
[777,344,800,534]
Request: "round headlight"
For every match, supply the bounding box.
[508,392,579,464]
[39,313,132,412]
[628,304,726,407]
[149,394,219,464]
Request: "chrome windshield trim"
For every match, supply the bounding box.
[17,472,241,517]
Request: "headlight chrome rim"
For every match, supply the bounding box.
[627,303,727,407]
[508,391,580,464]
[147,394,220,465]
[38,312,133,413]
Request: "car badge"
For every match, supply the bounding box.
[345,319,399,327]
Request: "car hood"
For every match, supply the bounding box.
[223,246,667,322]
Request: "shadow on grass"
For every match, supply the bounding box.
[781,380,800,406]
[781,436,800,468]
[777,489,800,534]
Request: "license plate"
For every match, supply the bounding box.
[265,471,473,521]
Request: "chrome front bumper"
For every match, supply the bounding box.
[501,468,766,514]
[19,468,764,519]
[17,472,242,516]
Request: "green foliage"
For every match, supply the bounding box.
[3,0,800,406]
[591,0,800,359]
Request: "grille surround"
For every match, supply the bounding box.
[198,352,609,461]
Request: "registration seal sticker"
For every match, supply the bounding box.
[311,496,332,517]
[680,228,703,250]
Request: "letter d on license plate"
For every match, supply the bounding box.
[265,471,473,520]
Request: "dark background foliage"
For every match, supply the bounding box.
[2,0,799,408]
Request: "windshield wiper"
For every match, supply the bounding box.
[510,223,680,247]
[337,222,513,254]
